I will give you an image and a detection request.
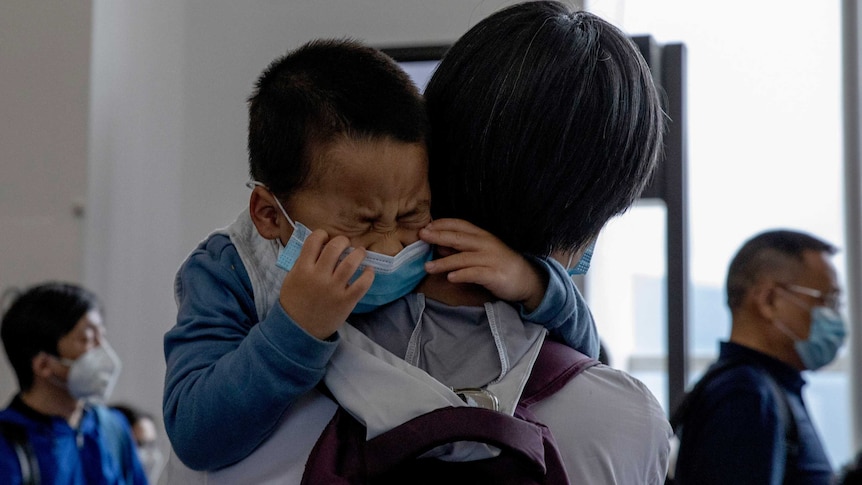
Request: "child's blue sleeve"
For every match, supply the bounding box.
[518,256,600,359]
[163,234,338,471]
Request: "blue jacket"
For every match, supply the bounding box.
[0,395,148,485]
[164,232,598,471]
[675,342,833,484]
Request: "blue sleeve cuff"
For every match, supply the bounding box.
[256,300,340,371]
[519,256,570,326]
[519,256,600,358]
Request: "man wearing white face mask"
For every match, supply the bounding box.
[0,282,147,484]
[672,229,844,484]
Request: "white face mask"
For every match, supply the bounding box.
[56,341,122,402]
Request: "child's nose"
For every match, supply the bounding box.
[366,235,403,257]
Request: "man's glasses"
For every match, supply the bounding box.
[777,283,843,312]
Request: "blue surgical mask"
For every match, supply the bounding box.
[565,241,596,276]
[252,180,432,314]
[774,306,847,370]
[276,221,432,313]
[344,240,432,314]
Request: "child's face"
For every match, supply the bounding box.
[281,136,431,256]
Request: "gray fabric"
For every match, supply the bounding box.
[349,294,544,390]
[167,289,671,485]
[325,323,507,461]
[348,297,416,357]
[167,358,673,485]
[219,210,286,321]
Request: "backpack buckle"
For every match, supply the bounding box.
[453,388,499,411]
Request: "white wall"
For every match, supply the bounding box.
[0,0,92,400]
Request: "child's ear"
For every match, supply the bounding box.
[249,187,283,240]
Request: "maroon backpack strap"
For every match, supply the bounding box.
[301,339,597,485]
[520,339,600,408]
[301,406,366,485]
[303,406,556,485]
[365,406,548,476]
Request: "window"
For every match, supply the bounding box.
[587,0,850,468]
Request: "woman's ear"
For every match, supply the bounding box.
[249,186,283,240]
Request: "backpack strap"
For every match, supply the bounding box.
[762,371,799,485]
[302,339,597,485]
[669,358,746,433]
[0,421,40,485]
[365,406,548,476]
[93,405,135,484]
[520,339,600,408]
[303,405,565,485]
[668,358,799,483]
[364,340,597,482]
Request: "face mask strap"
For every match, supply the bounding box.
[775,285,821,314]
[771,286,813,342]
[246,180,296,229]
[51,339,117,368]
[772,317,804,342]
[40,353,74,392]
[47,352,76,368]
[566,251,576,270]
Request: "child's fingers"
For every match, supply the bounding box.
[445,266,494,287]
[334,246,367,282]
[346,266,375,298]
[425,251,491,274]
[420,226,486,252]
[447,263,529,304]
[316,234,352,270]
[435,245,459,259]
[295,229,330,266]
[424,218,487,235]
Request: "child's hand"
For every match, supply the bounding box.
[419,218,548,312]
[278,229,374,340]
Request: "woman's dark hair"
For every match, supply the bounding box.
[425,2,664,256]
[1,282,100,390]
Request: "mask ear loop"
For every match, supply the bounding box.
[48,353,77,367]
[566,251,576,271]
[773,318,804,342]
[771,286,806,342]
[246,180,296,229]
[775,285,814,311]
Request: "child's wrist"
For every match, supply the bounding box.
[520,293,543,313]
[520,259,550,313]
